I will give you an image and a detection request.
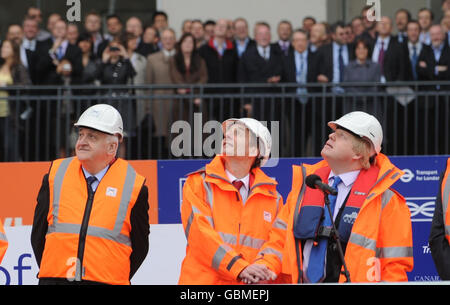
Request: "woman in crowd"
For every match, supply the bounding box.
[343,38,381,114]
[169,33,208,123]
[0,39,30,161]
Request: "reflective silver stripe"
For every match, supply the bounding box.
[293,166,307,228]
[212,244,232,270]
[48,223,131,247]
[348,232,377,252]
[185,206,213,240]
[184,211,194,239]
[113,164,136,235]
[219,232,237,245]
[52,157,74,224]
[201,172,215,228]
[376,246,413,259]
[443,167,450,236]
[258,247,282,261]
[239,234,265,249]
[0,232,7,242]
[48,159,136,247]
[276,192,282,212]
[273,218,287,230]
[381,189,395,210]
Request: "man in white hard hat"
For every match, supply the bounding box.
[241,111,413,283]
[31,104,150,285]
[178,118,284,284]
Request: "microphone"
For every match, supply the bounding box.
[305,174,338,196]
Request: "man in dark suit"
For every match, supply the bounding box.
[282,29,317,156]
[36,19,83,85]
[21,17,42,84]
[370,16,407,82]
[416,24,450,155]
[316,21,355,86]
[35,19,83,160]
[404,20,426,82]
[312,21,355,155]
[273,20,293,57]
[199,18,239,120]
[232,17,255,59]
[238,22,284,122]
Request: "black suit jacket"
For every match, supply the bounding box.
[233,38,256,58]
[282,48,317,88]
[374,36,407,81]
[403,41,427,81]
[237,44,284,84]
[417,43,450,89]
[316,42,355,83]
[35,38,83,85]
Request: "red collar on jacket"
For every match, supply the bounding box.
[208,37,234,52]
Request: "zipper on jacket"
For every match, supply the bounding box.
[75,185,95,281]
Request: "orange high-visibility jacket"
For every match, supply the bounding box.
[441,158,450,243]
[0,219,8,263]
[38,157,145,285]
[258,153,413,283]
[178,156,283,285]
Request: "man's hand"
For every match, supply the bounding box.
[239,264,277,284]
[317,74,329,83]
[267,75,281,83]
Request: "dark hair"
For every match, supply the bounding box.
[418,7,434,21]
[0,39,21,68]
[331,21,346,33]
[354,37,371,51]
[152,10,168,23]
[174,33,201,75]
[407,19,420,29]
[106,14,122,24]
[303,16,317,24]
[395,8,412,22]
[203,20,216,27]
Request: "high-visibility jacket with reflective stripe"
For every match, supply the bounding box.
[39,157,145,285]
[178,156,283,285]
[441,158,450,244]
[258,153,413,283]
[0,219,8,263]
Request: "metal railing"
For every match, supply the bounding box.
[0,81,449,162]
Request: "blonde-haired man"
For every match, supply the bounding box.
[241,111,413,283]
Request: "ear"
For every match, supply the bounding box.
[351,151,363,162]
[107,141,118,155]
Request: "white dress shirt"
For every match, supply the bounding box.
[302,169,361,282]
[82,165,110,192]
[225,169,250,203]
[257,45,271,60]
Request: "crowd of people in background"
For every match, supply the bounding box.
[1,3,450,161]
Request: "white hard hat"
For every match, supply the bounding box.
[74,104,123,139]
[222,118,272,166]
[328,111,383,154]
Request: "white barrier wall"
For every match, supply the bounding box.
[0,224,187,285]
[157,0,327,41]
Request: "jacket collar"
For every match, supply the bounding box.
[300,153,403,197]
[205,155,278,197]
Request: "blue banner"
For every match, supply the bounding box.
[157,156,449,282]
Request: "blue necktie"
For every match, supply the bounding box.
[411,46,418,81]
[57,45,63,60]
[86,176,97,193]
[307,176,342,283]
[338,46,345,82]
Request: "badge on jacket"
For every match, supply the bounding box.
[106,187,118,197]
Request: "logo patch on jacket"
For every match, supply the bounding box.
[106,187,118,197]
[263,211,272,222]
